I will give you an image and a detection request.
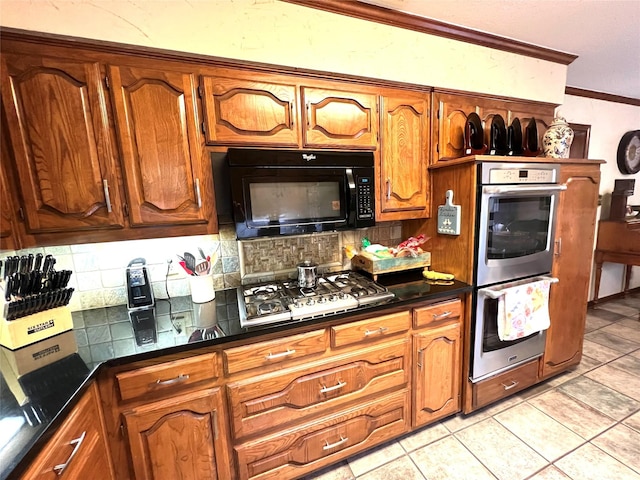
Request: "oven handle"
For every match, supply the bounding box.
[483,185,567,195]
[478,276,559,299]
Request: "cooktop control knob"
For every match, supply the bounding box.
[318,296,328,304]
[306,298,315,306]
[329,294,338,302]
[294,299,303,308]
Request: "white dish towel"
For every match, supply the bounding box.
[497,278,551,341]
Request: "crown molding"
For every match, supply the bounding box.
[281,0,578,65]
[565,87,640,106]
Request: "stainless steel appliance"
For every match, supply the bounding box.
[126,258,156,345]
[228,148,375,239]
[471,162,565,382]
[237,271,395,328]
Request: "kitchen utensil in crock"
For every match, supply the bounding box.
[297,260,318,288]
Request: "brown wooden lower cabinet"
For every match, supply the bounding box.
[234,389,410,480]
[471,359,538,410]
[121,387,232,480]
[21,383,114,480]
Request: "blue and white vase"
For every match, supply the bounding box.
[543,116,574,158]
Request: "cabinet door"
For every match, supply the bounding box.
[1,134,20,250]
[413,322,461,427]
[378,92,430,220]
[433,93,478,161]
[122,387,232,480]
[109,65,213,227]
[201,74,299,146]
[302,87,378,149]
[1,53,125,233]
[542,164,601,378]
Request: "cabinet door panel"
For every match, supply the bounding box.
[123,387,232,480]
[413,322,461,427]
[379,92,429,218]
[109,65,211,227]
[302,88,377,149]
[434,93,477,161]
[1,54,124,232]
[201,75,299,146]
[542,165,600,378]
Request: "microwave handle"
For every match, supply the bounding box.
[346,169,357,214]
[483,185,567,195]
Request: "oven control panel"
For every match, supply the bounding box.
[488,168,556,184]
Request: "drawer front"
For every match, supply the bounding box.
[413,298,462,329]
[235,389,409,480]
[116,353,218,401]
[22,383,111,479]
[224,329,326,375]
[473,359,538,409]
[228,339,409,439]
[330,311,410,348]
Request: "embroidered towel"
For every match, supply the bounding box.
[497,279,551,341]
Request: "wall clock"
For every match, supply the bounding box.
[617,130,640,174]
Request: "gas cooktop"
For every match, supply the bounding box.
[237,270,395,327]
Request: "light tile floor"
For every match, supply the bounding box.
[305,292,640,480]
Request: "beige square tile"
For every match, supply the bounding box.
[598,302,640,318]
[581,339,625,363]
[555,443,640,480]
[592,424,640,474]
[600,323,640,345]
[441,395,523,433]
[410,436,495,480]
[584,330,640,354]
[559,377,640,420]
[619,317,640,329]
[632,350,640,360]
[398,423,450,453]
[526,466,571,479]
[571,354,603,375]
[346,441,404,477]
[455,418,547,480]
[585,313,612,332]
[303,461,354,480]
[357,455,425,480]
[528,389,616,439]
[608,354,640,377]
[585,364,640,401]
[623,411,640,433]
[493,402,584,461]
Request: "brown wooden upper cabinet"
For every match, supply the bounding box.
[201,70,378,149]
[108,65,212,227]
[1,52,126,234]
[378,90,430,220]
[432,91,555,162]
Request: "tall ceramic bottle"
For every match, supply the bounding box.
[543,116,574,158]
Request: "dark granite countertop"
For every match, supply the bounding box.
[0,272,470,479]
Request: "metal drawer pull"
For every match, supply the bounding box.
[53,431,86,476]
[364,326,389,336]
[502,380,519,391]
[265,349,296,360]
[102,179,112,213]
[195,178,202,209]
[155,373,190,386]
[386,178,391,199]
[320,380,347,394]
[323,435,348,450]
[432,310,452,320]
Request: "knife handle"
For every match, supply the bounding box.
[34,253,43,272]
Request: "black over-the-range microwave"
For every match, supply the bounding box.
[227,148,376,239]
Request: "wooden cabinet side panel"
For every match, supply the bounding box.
[542,164,601,378]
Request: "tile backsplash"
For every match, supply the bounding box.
[1,222,402,312]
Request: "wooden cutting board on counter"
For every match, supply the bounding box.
[351,252,431,280]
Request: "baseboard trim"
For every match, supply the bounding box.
[588,286,640,307]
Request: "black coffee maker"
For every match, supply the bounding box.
[126,258,156,345]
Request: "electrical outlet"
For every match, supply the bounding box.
[167,259,181,276]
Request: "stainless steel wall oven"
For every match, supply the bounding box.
[471,162,565,382]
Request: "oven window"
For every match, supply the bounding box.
[487,196,551,259]
[248,181,343,224]
[482,297,538,351]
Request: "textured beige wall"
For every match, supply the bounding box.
[0,0,567,103]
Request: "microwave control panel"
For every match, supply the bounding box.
[356,176,374,219]
[488,168,556,184]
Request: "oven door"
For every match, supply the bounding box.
[476,184,566,286]
[471,276,552,382]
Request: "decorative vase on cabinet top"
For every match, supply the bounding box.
[543,116,574,158]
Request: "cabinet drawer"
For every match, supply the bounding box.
[224,329,326,375]
[235,389,409,480]
[413,299,462,329]
[330,311,410,348]
[116,353,217,402]
[22,383,112,479]
[228,339,409,439]
[472,359,539,409]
